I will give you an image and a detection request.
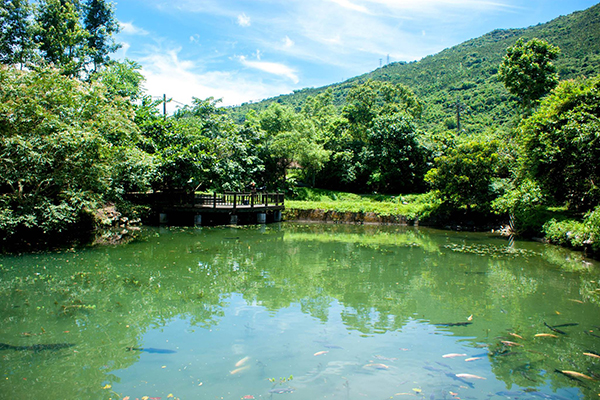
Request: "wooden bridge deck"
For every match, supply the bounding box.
[128,191,285,213]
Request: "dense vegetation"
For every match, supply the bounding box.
[0,0,599,255]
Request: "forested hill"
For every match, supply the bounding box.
[228,3,600,134]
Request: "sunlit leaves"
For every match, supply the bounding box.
[519,75,600,211]
[0,66,154,239]
[498,38,560,108]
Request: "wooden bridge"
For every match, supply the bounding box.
[127,191,285,226]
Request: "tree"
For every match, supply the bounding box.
[0,66,154,239]
[34,0,89,76]
[343,80,422,141]
[83,0,120,72]
[518,75,600,211]
[498,38,560,109]
[425,139,500,211]
[0,0,36,68]
[363,113,430,193]
[92,59,145,101]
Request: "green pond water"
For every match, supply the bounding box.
[1,223,599,400]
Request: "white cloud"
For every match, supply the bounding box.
[237,13,251,27]
[119,21,149,36]
[283,36,295,48]
[136,47,294,111]
[238,55,299,84]
[190,34,200,43]
[329,0,370,13]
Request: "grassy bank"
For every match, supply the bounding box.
[285,187,599,258]
[285,188,441,220]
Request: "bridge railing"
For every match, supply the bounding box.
[127,191,284,209]
[194,192,284,209]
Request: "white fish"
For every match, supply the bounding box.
[230,365,250,375]
[455,373,486,380]
[442,353,467,358]
[235,356,250,367]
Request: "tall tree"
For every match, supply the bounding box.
[34,0,89,76]
[498,38,560,109]
[519,75,600,211]
[83,0,120,72]
[0,0,36,68]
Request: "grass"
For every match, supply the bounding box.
[286,187,441,220]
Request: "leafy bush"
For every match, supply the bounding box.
[0,66,155,240]
[491,179,548,235]
[519,75,600,211]
[425,139,500,212]
[543,205,600,252]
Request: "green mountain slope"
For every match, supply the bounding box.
[228,3,600,135]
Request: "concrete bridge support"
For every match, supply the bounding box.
[159,213,168,224]
[257,213,267,224]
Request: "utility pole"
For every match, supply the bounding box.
[455,99,466,133]
[379,58,382,67]
[163,94,167,117]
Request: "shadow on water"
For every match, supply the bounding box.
[0,223,598,399]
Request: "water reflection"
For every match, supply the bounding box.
[0,223,598,399]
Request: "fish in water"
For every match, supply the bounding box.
[555,370,594,381]
[535,333,558,338]
[583,351,600,359]
[236,356,250,367]
[465,357,482,362]
[0,343,75,352]
[552,323,579,328]
[455,373,486,380]
[363,363,389,370]
[230,365,250,375]
[313,351,328,356]
[423,365,443,373]
[508,332,524,340]
[268,387,294,394]
[324,344,343,349]
[442,353,467,358]
[127,347,177,354]
[501,341,522,347]
[544,322,566,335]
[434,322,472,327]
[444,372,474,388]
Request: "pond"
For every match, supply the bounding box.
[0,223,599,400]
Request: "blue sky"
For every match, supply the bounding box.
[113,0,599,112]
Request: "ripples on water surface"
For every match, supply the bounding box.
[0,223,599,400]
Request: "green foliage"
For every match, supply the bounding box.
[34,0,90,77]
[543,205,600,252]
[425,139,500,211]
[1,0,120,76]
[491,179,548,235]
[92,59,145,101]
[0,66,155,239]
[0,0,36,67]
[83,0,120,72]
[519,75,600,211]
[364,113,430,193]
[498,38,560,108]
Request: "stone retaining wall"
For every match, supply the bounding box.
[284,209,416,225]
